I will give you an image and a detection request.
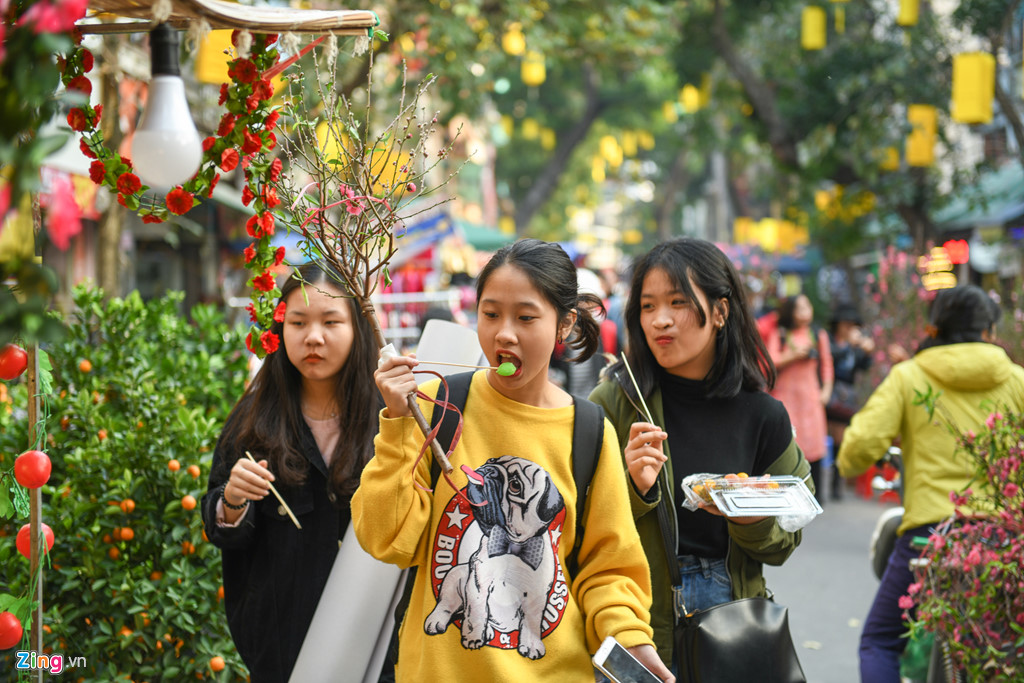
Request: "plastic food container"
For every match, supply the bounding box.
[680,473,823,518]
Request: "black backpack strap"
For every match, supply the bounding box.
[389,371,474,666]
[567,396,604,578]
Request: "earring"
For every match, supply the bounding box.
[557,336,563,344]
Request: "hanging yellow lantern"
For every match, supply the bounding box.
[540,127,557,151]
[521,117,540,140]
[906,104,937,167]
[829,0,849,34]
[801,7,827,50]
[502,22,526,56]
[681,85,701,113]
[952,52,995,124]
[663,101,678,123]
[521,51,546,87]
[879,147,900,171]
[897,0,918,26]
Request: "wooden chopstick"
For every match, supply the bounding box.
[245,451,302,530]
[620,353,656,425]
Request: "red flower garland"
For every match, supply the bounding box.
[59,32,290,358]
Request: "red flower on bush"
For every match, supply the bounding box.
[259,212,275,236]
[88,160,106,184]
[253,271,276,292]
[218,83,229,105]
[273,246,286,267]
[81,48,93,72]
[220,149,240,172]
[254,78,273,101]
[68,75,91,95]
[241,186,255,206]
[166,187,194,215]
[245,215,261,238]
[273,301,287,323]
[259,330,280,354]
[116,172,141,195]
[244,244,256,263]
[67,108,88,131]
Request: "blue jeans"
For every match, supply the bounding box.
[678,555,733,614]
[859,524,931,683]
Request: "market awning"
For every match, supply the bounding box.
[455,220,515,252]
[932,161,1024,231]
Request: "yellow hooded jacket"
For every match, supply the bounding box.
[838,343,1024,536]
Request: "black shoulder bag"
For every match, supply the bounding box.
[655,472,806,682]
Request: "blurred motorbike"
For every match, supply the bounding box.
[867,446,964,683]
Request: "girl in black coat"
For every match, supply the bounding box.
[201,261,379,682]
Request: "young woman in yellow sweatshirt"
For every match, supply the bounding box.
[353,239,672,682]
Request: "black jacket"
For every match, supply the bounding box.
[201,406,351,683]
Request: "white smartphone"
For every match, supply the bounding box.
[592,635,662,683]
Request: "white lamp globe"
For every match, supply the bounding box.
[131,24,203,190]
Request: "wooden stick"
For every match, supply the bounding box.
[418,360,499,371]
[620,353,656,425]
[245,451,302,530]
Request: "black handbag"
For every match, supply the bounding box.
[656,472,806,683]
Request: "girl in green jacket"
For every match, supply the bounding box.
[590,238,812,669]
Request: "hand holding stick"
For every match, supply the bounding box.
[245,451,302,530]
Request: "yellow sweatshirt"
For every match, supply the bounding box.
[352,371,655,683]
[838,343,1024,535]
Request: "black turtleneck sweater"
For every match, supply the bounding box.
[659,370,794,559]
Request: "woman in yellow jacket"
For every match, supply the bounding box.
[837,285,1024,683]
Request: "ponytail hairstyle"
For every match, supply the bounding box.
[218,261,379,502]
[618,238,775,400]
[917,285,1000,353]
[475,238,604,362]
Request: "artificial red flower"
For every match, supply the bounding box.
[246,302,258,322]
[116,194,128,208]
[93,104,102,123]
[81,49,94,72]
[258,212,275,236]
[264,110,280,131]
[259,330,280,354]
[273,246,286,267]
[220,149,240,172]
[245,331,256,354]
[218,83,229,105]
[246,94,261,113]
[79,138,97,159]
[116,172,141,195]
[68,75,91,95]
[67,108,88,131]
[166,187,195,215]
[273,301,287,322]
[344,198,364,216]
[88,160,106,184]
[269,158,283,182]
[242,130,262,155]
[245,215,261,238]
[228,59,258,84]
[262,186,280,209]
[202,136,217,152]
[217,113,236,137]
[244,244,256,263]
[119,153,129,168]
[263,33,279,45]
[241,185,255,206]
[264,132,277,151]
[254,78,273,101]
[253,271,276,292]
[207,173,220,198]
[141,214,164,224]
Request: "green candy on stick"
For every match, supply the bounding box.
[496,362,516,376]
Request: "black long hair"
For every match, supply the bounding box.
[917,285,1000,353]
[475,238,604,362]
[218,261,379,501]
[616,238,775,400]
